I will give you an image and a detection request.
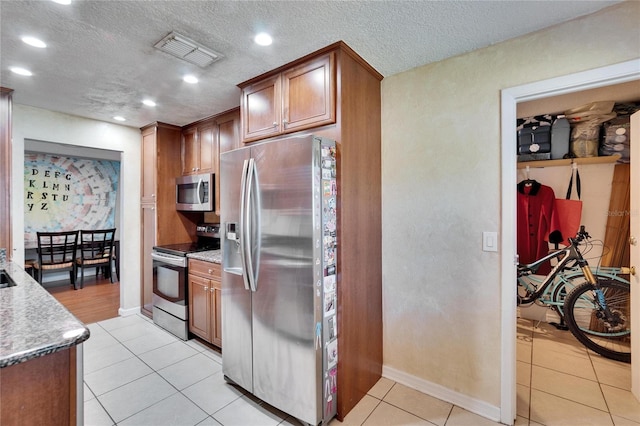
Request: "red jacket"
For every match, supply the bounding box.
[517,180,562,275]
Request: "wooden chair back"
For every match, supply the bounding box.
[36,230,78,269]
[78,228,116,265]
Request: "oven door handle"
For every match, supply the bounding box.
[151,251,187,268]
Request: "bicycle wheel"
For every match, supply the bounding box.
[564,280,631,363]
[554,272,629,318]
[548,275,588,318]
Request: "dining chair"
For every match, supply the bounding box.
[33,230,79,288]
[76,228,117,289]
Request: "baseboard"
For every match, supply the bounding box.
[118,306,141,317]
[382,365,501,422]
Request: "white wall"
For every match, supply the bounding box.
[12,105,142,312]
[381,1,639,420]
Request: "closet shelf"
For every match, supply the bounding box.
[517,154,621,169]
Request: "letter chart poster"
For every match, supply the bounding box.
[24,153,120,247]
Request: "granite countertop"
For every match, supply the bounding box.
[0,261,90,368]
[187,249,222,264]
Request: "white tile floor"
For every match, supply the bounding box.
[83,314,295,426]
[83,314,640,425]
[516,318,640,426]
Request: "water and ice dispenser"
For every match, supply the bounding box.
[223,222,242,275]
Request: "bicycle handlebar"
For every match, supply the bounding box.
[569,225,590,245]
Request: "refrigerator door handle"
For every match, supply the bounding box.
[244,158,258,292]
[239,159,251,291]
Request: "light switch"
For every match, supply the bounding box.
[483,231,498,252]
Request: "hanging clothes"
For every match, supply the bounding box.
[517,180,563,275]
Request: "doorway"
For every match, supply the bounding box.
[500,59,640,424]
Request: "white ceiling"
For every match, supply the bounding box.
[0,0,622,129]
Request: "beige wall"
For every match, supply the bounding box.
[381,0,639,415]
[11,105,142,312]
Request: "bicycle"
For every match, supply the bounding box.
[517,226,631,363]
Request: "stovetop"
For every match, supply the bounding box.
[153,224,221,256]
[153,240,220,257]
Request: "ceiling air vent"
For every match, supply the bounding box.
[154,31,222,68]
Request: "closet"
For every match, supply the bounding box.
[514,81,640,420]
[517,82,639,280]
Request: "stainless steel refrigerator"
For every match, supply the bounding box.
[220,134,338,425]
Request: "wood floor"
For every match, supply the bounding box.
[47,275,120,324]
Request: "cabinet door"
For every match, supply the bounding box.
[282,52,335,133]
[189,274,211,341]
[198,122,216,174]
[182,127,198,175]
[0,89,12,254]
[212,282,222,347]
[141,129,157,203]
[241,75,281,142]
[218,109,240,154]
[216,109,240,215]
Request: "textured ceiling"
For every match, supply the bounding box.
[0,0,622,128]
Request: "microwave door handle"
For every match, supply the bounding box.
[239,160,251,291]
[196,178,204,205]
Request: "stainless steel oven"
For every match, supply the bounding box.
[151,250,189,339]
[151,225,220,340]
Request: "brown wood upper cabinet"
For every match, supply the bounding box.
[240,52,335,143]
[217,108,241,154]
[182,120,216,175]
[180,108,240,215]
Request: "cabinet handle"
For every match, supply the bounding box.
[282,119,288,126]
[272,122,278,127]
[210,287,215,293]
[204,286,208,291]
[208,269,212,274]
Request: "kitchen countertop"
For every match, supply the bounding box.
[187,249,222,264]
[0,261,90,368]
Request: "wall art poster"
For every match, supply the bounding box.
[24,153,120,246]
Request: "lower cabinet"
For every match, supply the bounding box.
[188,259,222,347]
[1,346,79,425]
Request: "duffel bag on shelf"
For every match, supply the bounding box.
[517,114,553,161]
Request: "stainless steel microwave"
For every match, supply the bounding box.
[176,173,214,211]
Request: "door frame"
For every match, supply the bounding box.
[500,58,640,425]
[630,111,640,396]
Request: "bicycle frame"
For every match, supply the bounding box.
[517,240,590,305]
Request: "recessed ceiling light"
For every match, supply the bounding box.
[113,116,126,122]
[51,0,71,4]
[183,75,198,84]
[21,36,47,48]
[10,67,33,76]
[254,32,272,46]
[143,99,156,107]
